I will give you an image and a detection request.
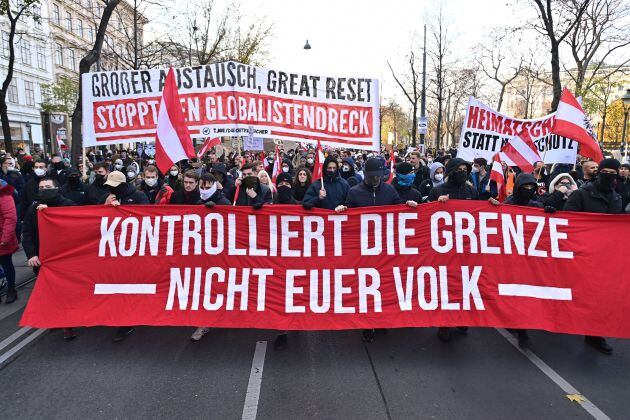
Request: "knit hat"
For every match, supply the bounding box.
[599,158,620,172]
[395,162,414,175]
[276,172,293,186]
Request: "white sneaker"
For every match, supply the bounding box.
[191,327,211,342]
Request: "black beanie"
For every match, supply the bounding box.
[276,172,293,186]
[395,162,414,175]
[599,158,620,172]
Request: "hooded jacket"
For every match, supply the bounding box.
[303,157,350,210]
[234,181,272,207]
[346,180,403,208]
[543,173,578,211]
[340,157,362,187]
[418,162,445,198]
[426,158,478,202]
[392,178,422,203]
[503,173,543,207]
[101,182,150,205]
[211,163,236,201]
[199,189,231,206]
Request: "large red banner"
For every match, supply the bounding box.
[20,202,630,338]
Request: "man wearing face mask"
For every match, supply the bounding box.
[391,162,422,203]
[210,162,235,202]
[125,164,142,189]
[418,162,445,199]
[426,158,478,203]
[302,156,349,210]
[565,158,622,355]
[20,159,48,220]
[49,155,68,186]
[101,171,149,206]
[140,165,173,204]
[543,173,578,211]
[197,173,230,206]
[274,172,298,204]
[60,170,88,205]
[86,162,110,205]
[339,157,362,187]
[504,173,544,208]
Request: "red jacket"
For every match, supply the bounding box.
[155,184,173,204]
[0,185,18,256]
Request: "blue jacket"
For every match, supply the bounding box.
[303,174,350,210]
[346,181,403,208]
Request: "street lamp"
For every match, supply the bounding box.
[303,40,311,50]
[622,89,630,162]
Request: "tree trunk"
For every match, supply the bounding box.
[497,83,507,112]
[600,111,607,142]
[0,18,18,155]
[71,0,122,164]
[550,42,562,111]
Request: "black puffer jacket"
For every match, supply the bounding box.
[426,158,478,202]
[565,181,623,214]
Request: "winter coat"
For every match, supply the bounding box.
[303,174,350,210]
[86,181,109,205]
[22,195,76,259]
[0,169,24,201]
[141,179,174,204]
[170,188,201,205]
[340,158,362,187]
[471,171,494,200]
[346,181,403,208]
[233,182,272,207]
[503,174,544,207]
[426,181,479,202]
[20,175,45,220]
[60,182,88,205]
[100,183,149,205]
[392,178,422,203]
[564,181,623,214]
[200,189,231,206]
[165,175,183,192]
[0,185,18,256]
[615,177,630,210]
[542,173,579,211]
[292,182,310,203]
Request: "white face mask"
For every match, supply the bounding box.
[34,168,46,177]
[145,178,158,187]
[342,166,350,172]
[434,173,444,182]
[169,170,178,176]
[307,158,314,164]
[127,171,136,179]
[200,183,217,200]
[115,164,123,170]
[7,164,15,170]
[471,166,480,173]
[282,167,289,173]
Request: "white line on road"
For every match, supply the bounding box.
[0,328,46,366]
[242,341,268,420]
[496,328,610,420]
[0,327,32,353]
[498,284,572,300]
[94,284,157,294]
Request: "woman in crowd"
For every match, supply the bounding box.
[292,167,312,203]
[258,169,276,201]
[0,179,18,304]
[165,165,183,191]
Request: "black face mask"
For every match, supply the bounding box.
[516,186,536,204]
[53,162,64,170]
[596,172,617,192]
[450,170,468,185]
[108,184,126,197]
[38,188,59,202]
[68,176,81,188]
[94,174,106,186]
[277,186,293,203]
[364,175,381,188]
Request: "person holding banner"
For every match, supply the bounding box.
[210,163,235,202]
[302,157,349,210]
[233,163,272,208]
[417,162,445,200]
[198,173,231,206]
[543,174,578,211]
[274,173,298,205]
[292,167,312,203]
[564,158,623,354]
[391,162,422,204]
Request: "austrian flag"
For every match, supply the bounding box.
[155,68,196,174]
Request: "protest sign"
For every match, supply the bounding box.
[82,62,380,151]
[21,202,630,338]
[458,97,578,164]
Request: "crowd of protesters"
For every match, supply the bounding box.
[1,143,627,354]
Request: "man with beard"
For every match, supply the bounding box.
[565,158,622,355]
[577,160,598,188]
[20,159,48,220]
[22,177,77,340]
[169,171,201,205]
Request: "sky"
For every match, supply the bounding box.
[144,0,535,102]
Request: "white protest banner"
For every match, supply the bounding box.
[457,97,578,164]
[82,61,380,151]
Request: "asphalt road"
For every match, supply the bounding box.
[0,251,627,419]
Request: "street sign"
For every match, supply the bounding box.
[418,117,428,135]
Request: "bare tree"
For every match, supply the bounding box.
[478,28,524,111]
[0,0,40,154]
[426,0,455,150]
[387,51,420,147]
[444,67,484,147]
[530,0,589,111]
[564,0,630,97]
[70,0,122,163]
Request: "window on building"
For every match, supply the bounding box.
[1,32,9,58]
[36,45,46,70]
[7,79,18,103]
[24,81,35,106]
[53,4,60,25]
[20,40,31,65]
[66,11,72,31]
[86,0,93,10]
[69,49,76,71]
[77,19,83,37]
[88,26,94,42]
[33,5,42,29]
[55,43,63,66]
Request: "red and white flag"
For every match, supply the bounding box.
[489,154,507,202]
[261,152,269,170]
[197,137,221,158]
[312,140,325,182]
[271,146,282,183]
[553,88,603,162]
[155,67,196,174]
[55,135,68,151]
[386,152,395,184]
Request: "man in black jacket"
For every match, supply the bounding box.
[169,170,201,205]
[615,163,630,209]
[20,159,48,220]
[391,162,422,203]
[23,177,76,340]
[49,155,69,186]
[102,171,150,206]
[233,163,272,208]
[427,158,478,203]
[60,170,88,205]
[86,162,110,205]
[564,158,622,355]
[198,173,231,206]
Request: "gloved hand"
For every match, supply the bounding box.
[204,201,216,208]
[252,203,263,210]
[544,206,556,213]
[302,202,314,210]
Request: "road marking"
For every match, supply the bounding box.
[0,328,46,365]
[242,341,267,420]
[498,284,572,300]
[94,284,157,294]
[496,328,610,420]
[0,327,32,353]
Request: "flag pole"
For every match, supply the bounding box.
[81,147,87,180]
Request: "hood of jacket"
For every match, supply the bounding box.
[548,172,577,193]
